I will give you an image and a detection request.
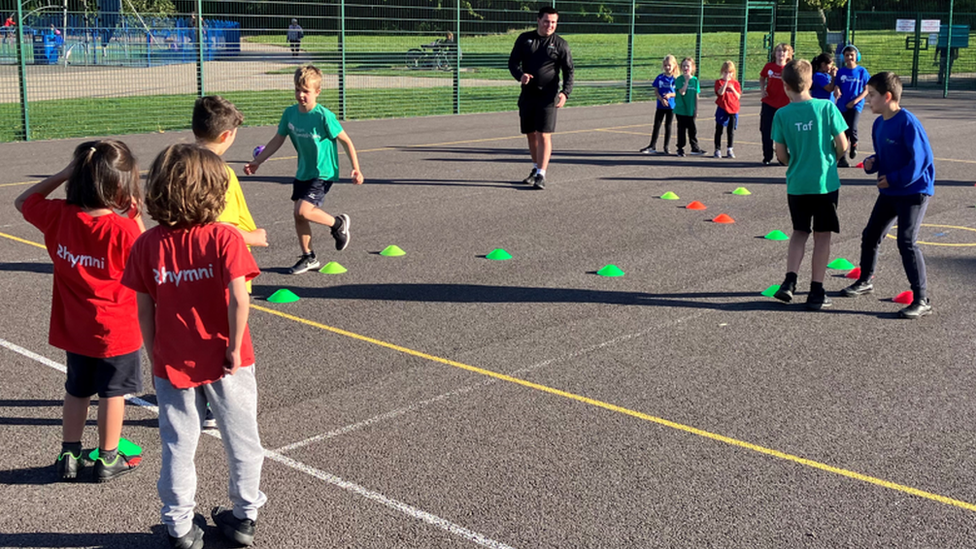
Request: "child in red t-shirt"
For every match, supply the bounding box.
[14,139,146,483]
[759,43,794,164]
[714,60,742,159]
[121,144,265,549]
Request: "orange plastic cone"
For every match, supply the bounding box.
[686,201,707,210]
[894,291,913,304]
[712,213,735,224]
[846,267,861,279]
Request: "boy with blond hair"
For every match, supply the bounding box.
[771,59,849,310]
[246,65,364,274]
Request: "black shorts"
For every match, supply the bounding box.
[518,95,557,134]
[65,350,142,399]
[788,190,840,233]
[291,178,334,208]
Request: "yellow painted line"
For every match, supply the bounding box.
[886,223,976,247]
[0,231,46,249]
[249,302,976,514]
[1,227,974,512]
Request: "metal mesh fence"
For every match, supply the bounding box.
[0,0,972,142]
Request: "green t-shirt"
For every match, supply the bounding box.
[771,98,848,195]
[277,104,345,181]
[673,75,700,117]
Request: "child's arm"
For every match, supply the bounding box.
[833,131,850,160]
[14,161,74,212]
[759,73,768,98]
[225,276,249,376]
[244,133,287,175]
[136,292,155,369]
[236,227,268,247]
[727,81,741,99]
[336,131,364,184]
[847,88,869,110]
[774,142,789,166]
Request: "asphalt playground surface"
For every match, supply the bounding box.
[2,91,976,548]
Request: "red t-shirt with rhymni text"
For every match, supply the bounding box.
[760,62,789,109]
[121,223,259,389]
[21,194,142,357]
[715,79,742,114]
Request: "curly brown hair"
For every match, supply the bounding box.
[66,139,140,211]
[145,144,228,228]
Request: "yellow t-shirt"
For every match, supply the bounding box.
[217,165,258,291]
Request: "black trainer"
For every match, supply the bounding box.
[533,173,546,190]
[94,451,141,483]
[899,298,932,319]
[690,148,706,155]
[663,147,671,155]
[168,523,204,549]
[676,149,686,157]
[773,280,796,303]
[838,157,850,168]
[521,168,538,184]
[841,279,873,297]
[202,403,217,430]
[56,450,82,482]
[331,213,350,251]
[806,289,832,311]
[850,143,857,159]
[288,253,320,275]
[212,506,256,547]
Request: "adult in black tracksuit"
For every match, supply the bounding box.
[508,6,574,190]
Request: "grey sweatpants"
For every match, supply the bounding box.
[155,366,267,538]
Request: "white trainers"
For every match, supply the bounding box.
[713,150,721,158]
[639,146,657,154]
[726,148,735,159]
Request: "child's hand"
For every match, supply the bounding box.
[877,175,889,189]
[251,228,269,247]
[846,100,855,109]
[829,65,838,77]
[244,162,260,175]
[126,197,142,219]
[863,156,875,172]
[351,169,364,185]
[224,348,241,375]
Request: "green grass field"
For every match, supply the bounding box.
[1,28,973,141]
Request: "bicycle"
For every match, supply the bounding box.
[405,43,454,71]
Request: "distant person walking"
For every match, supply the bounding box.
[508,6,574,190]
[287,19,303,57]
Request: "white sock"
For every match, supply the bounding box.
[537,169,546,177]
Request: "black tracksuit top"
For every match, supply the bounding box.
[508,30,575,101]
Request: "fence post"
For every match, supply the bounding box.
[339,0,347,120]
[695,0,703,71]
[196,0,204,97]
[943,0,954,98]
[454,0,460,114]
[843,0,851,46]
[739,2,749,89]
[790,0,798,50]
[16,0,29,140]
[911,12,921,88]
[626,0,635,103]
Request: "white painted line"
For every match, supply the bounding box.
[275,310,707,453]
[0,337,515,549]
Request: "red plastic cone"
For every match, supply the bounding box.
[686,201,707,210]
[855,161,864,169]
[846,267,861,279]
[894,291,913,304]
[712,213,735,224]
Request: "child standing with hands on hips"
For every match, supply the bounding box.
[713,60,741,158]
[759,43,794,165]
[123,144,266,549]
[15,140,146,483]
[674,57,705,157]
[640,55,678,155]
[834,45,870,167]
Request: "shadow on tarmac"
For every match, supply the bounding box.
[0,262,53,274]
[252,283,889,316]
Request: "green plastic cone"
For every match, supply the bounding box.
[89,438,142,461]
[486,249,512,261]
[319,261,347,274]
[761,284,780,297]
[267,289,300,303]
[732,187,752,196]
[660,191,680,200]
[764,230,790,241]
[379,245,406,257]
[597,264,625,277]
[827,258,855,270]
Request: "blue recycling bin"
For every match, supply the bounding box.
[32,32,61,65]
